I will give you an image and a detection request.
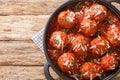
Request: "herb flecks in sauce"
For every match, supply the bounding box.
[48,1,120,80]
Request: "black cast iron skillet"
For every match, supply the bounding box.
[43,0,120,80]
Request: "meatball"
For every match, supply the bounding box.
[80,62,103,80]
[58,52,77,74]
[58,10,77,28]
[75,10,84,25]
[70,34,89,58]
[116,22,120,28]
[87,4,107,21]
[90,36,110,57]
[80,19,97,36]
[107,11,119,24]
[108,52,120,60]
[101,53,118,71]
[49,31,68,49]
[106,24,120,47]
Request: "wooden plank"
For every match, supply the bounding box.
[0,15,49,40]
[113,73,120,80]
[0,0,119,15]
[112,2,120,11]
[0,0,65,15]
[0,66,61,80]
[0,65,118,80]
[0,41,46,66]
[0,39,119,79]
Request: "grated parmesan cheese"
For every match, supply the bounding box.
[66,11,75,23]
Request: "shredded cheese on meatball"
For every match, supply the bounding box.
[94,5,106,17]
[55,33,64,49]
[66,11,75,23]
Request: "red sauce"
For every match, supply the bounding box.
[46,1,120,80]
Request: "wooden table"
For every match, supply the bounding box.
[0,0,120,80]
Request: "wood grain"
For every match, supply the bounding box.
[0,15,49,40]
[0,66,60,80]
[113,73,120,80]
[0,0,65,15]
[0,41,46,66]
[112,2,120,11]
[0,0,118,16]
[0,65,116,80]
[0,0,119,80]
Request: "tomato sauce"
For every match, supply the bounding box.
[46,1,120,80]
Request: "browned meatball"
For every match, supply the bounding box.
[107,11,119,24]
[116,21,120,28]
[101,53,118,71]
[58,52,77,74]
[79,19,97,36]
[70,34,89,58]
[49,31,68,49]
[106,24,120,47]
[58,10,77,28]
[75,10,84,25]
[80,62,103,80]
[108,52,120,60]
[86,4,107,21]
[90,36,110,57]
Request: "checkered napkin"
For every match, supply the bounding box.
[32,28,45,53]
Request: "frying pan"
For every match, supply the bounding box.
[43,0,120,80]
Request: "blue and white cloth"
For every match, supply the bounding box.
[32,28,45,53]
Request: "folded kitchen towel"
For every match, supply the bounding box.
[32,28,44,53]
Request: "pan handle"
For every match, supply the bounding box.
[106,0,120,4]
[44,62,54,80]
